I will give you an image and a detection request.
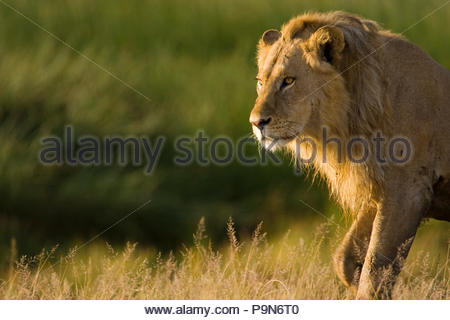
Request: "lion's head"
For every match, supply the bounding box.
[250,12,389,152]
[250,12,393,211]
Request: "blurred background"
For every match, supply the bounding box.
[0,0,448,267]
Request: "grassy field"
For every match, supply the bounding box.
[0,0,449,299]
[1,219,448,299]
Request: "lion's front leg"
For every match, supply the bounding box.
[356,182,431,299]
[333,208,375,292]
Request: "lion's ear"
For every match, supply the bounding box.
[261,29,281,46]
[305,26,345,67]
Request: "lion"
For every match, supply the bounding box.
[249,11,450,299]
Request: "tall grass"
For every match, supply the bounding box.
[1,219,448,299]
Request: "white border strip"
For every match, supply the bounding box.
[0,300,447,320]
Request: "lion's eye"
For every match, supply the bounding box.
[280,77,295,90]
[256,80,263,93]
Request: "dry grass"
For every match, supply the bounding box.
[0,218,448,299]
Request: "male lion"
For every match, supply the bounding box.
[249,11,450,299]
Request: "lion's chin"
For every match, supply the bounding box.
[258,136,295,150]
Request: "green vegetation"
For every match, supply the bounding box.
[0,0,448,294]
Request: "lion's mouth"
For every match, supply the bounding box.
[252,124,299,148]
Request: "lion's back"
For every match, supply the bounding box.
[382,35,450,164]
[381,35,450,221]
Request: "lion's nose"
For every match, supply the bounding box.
[250,117,272,130]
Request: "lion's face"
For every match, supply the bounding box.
[249,27,348,149]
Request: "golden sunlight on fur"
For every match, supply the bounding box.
[249,11,450,299]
